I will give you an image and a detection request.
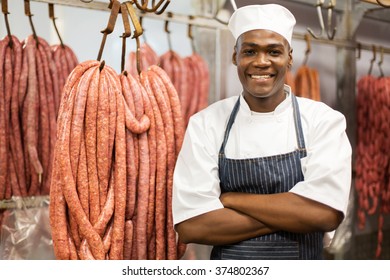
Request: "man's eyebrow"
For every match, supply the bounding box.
[239,42,285,48]
[267,43,285,49]
[240,42,258,47]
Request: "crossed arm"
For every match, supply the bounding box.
[175,192,343,245]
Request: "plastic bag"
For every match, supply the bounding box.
[0,196,55,260]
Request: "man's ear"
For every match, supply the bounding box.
[288,48,293,67]
[232,47,237,65]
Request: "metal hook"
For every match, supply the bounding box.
[97,0,120,61]
[356,43,361,59]
[164,12,173,51]
[132,0,148,10]
[99,60,105,71]
[326,0,337,40]
[49,4,64,47]
[124,2,143,39]
[154,0,170,15]
[139,13,148,42]
[368,45,376,75]
[1,0,13,47]
[376,0,390,8]
[187,15,196,54]
[120,3,132,73]
[307,0,325,39]
[131,0,170,14]
[302,33,311,65]
[24,0,39,45]
[378,47,384,77]
[125,2,144,74]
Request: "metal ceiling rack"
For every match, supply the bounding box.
[26,0,390,56]
[293,33,390,55]
[361,0,390,7]
[30,0,227,29]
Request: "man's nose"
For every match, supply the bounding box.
[254,53,271,66]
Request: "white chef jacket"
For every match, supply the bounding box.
[172,87,352,233]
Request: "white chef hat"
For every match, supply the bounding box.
[228,4,296,46]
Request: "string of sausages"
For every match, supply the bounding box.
[285,65,321,101]
[355,74,390,259]
[49,59,186,260]
[125,43,210,126]
[0,34,78,201]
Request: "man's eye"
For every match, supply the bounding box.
[269,50,282,55]
[243,49,255,55]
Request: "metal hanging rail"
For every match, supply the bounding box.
[28,0,390,56]
[31,0,108,11]
[30,0,227,29]
[293,33,390,55]
[361,0,390,7]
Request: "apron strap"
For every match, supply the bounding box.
[291,94,307,154]
[219,97,240,156]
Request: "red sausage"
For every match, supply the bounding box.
[18,40,29,108]
[9,36,26,196]
[103,220,113,256]
[23,35,43,195]
[106,66,127,260]
[149,65,185,157]
[140,84,157,246]
[97,67,110,209]
[0,39,8,199]
[148,70,177,260]
[3,42,13,197]
[51,45,66,110]
[123,220,134,260]
[85,66,101,225]
[194,53,210,111]
[135,130,150,259]
[35,44,50,195]
[49,148,70,260]
[140,71,167,260]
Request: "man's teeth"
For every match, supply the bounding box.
[251,74,271,79]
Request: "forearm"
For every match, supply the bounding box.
[221,192,343,233]
[175,207,276,246]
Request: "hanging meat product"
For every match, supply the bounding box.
[50,60,121,260]
[0,35,24,200]
[49,3,79,115]
[294,64,321,101]
[0,30,76,200]
[49,58,186,259]
[160,50,188,114]
[21,35,61,197]
[183,53,210,126]
[355,73,390,259]
[160,49,210,126]
[51,44,79,115]
[47,0,187,260]
[0,3,79,257]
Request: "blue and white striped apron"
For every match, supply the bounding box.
[210,94,323,260]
